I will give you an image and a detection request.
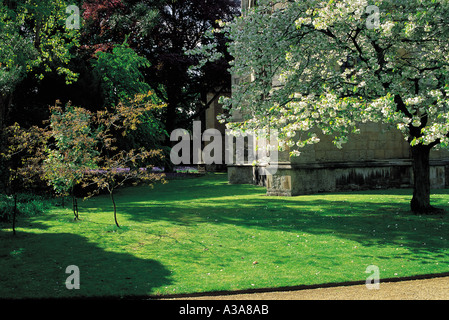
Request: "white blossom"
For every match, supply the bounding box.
[219,0,449,156]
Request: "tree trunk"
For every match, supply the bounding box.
[163,85,182,173]
[75,197,79,219]
[72,194,79,220]
[410,144,442,214]
[12,193,17,236]
[0,95,5,130]
[110,191,120,228]
[0,93,12,131]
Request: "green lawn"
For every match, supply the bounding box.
[1,173,449,299]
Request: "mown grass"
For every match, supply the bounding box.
[1,173,449,299]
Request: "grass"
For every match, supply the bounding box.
[1,173,449,299]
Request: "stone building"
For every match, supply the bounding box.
[209,0,449,195]
[202,89,230,172]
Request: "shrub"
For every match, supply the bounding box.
[0,193,51,222]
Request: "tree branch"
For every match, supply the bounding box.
[182,86,225,124]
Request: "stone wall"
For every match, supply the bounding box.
[228,122,449,195]
[290,122,410,164]
[264,160,448,196]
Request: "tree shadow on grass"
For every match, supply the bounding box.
[0,227,172,299]
[113,177,449,261]
[71,173,449,291]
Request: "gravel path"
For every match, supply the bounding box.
[179,276,449,300]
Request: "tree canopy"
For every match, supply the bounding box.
[0,0,80,128]
[80,0,240,135]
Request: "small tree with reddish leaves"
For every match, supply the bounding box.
[83,91,166,228]
[1,87,164,231]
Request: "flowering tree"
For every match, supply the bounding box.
[221,0,449,214]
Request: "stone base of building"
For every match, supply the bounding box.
[228,159,449,196]
[227,164,267,187]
